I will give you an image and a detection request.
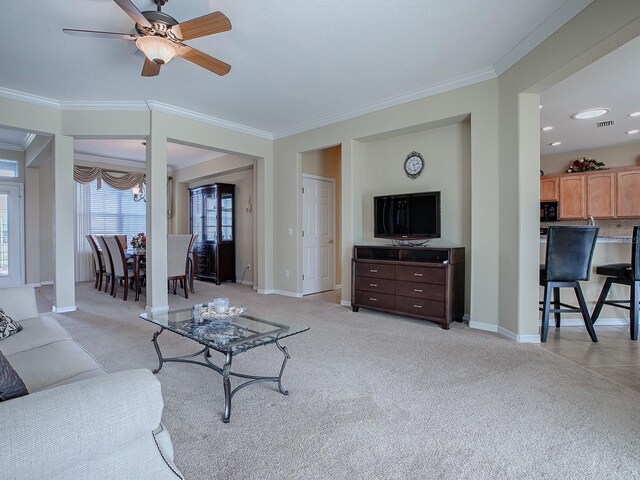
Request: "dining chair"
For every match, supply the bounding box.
[539,226,599,343]
[188,233,198,294]
[104,235,139,301]
[591,226,640,340]
[86,235,105,290]
[95,235,115,295]
[167,234,196,299]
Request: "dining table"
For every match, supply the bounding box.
[125,249,197,301]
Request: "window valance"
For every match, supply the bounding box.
[74,165,144,190]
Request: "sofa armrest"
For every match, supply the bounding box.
[0,369,181,479]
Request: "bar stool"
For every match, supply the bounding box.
[539,226,599,343]
[591,226,640,340]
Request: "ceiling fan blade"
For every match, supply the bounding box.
[178,45,231,76]
[113,0,152,28]
[174,12,231,41]
[141,58,161,77]
[63,29,137,40]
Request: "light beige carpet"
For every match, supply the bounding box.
[36,282,640,479]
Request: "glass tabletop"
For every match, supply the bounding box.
[139,307,309,354]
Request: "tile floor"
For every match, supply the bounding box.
[541,325,640,392]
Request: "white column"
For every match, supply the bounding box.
[52,134,76,312]
[145,124,169,312]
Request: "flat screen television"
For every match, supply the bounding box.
[374,191,441,239]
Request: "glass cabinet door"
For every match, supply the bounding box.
[221,192,233,241]
[191,193,203,240]
[204,193,218,242]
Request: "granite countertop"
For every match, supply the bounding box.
[540,235,631,243]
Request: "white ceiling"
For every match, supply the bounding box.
[1,0,591,138]
[73,139,226,169]
[4,0,633,163]
[540,34,640,156]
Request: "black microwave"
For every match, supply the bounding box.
[540,201,558,222]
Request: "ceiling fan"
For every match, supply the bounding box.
[63,0,231,77]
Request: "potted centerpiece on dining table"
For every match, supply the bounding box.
[131,232,146,253]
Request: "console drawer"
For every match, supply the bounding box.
[354,290,395,310]
[396,296,444,318]
[354,262,395,280]
[396,281,445,301]
[396,265,445,284]
[355,276,396,294]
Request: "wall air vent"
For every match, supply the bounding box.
[597,120,615,127]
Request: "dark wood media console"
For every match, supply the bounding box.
[351,245,465,329]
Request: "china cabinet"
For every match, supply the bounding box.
[189,183,236,284]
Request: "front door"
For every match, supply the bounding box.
[302,176,334,295]
[0,183,23,287]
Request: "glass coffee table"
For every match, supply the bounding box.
[139,308,309,423]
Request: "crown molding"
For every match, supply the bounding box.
[493,0,594,76]
[22,133,36,150]
[60,101,148,111]
[273,67,497,140]
[0,87,60,109]
[145,100,274,140]
[0,142,24,152]
[75,153,146,168]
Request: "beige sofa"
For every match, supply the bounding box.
[0,286,183,480]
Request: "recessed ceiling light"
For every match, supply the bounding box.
[541,126,553,131]
[626,129,639,135]
[549,141,562,146]
[572,108,609,120]
[629,112,640,117]
[539,105,543,109]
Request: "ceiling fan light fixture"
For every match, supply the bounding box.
[136,35,179,65]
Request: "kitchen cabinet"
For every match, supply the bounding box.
[558,175,585,219]
[540,176,559,201]
[189,183,236,284]
[616,169,640,217]
[587,172,615,218]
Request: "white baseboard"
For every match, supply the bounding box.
[547,317,629,327]
[335,284,342,289]
[468,320,499,333]
[26,282,43,287]
[256,289,304,298]
[340,300,352,308]
[273,290,303,298]
[52,305,77,313]
[497,326,540,343]
[41,281,53,286]
[239,280,254,286]
[145,305,169,313]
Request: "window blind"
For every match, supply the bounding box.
[89,179,146,243]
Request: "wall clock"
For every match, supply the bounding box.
[404,151,424,179]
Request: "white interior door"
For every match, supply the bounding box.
[0,183,24,287]
[302,176,334,295]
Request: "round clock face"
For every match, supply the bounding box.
[404,152,424,179]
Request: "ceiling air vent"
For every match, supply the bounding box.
[597,120,615,127]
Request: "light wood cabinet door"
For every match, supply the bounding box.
[559,175,585,219]
[587,172,615,218]
[616,170,640,217]
[540,176,559,201]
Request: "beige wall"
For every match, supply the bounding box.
[38,157,53,282]
[541,141,640,174]
[361,122,471,312]
[301,145,342,286]
[273,82,499,327]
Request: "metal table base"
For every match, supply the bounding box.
[151,328,291,423]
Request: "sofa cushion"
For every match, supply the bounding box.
[0,350,28,401]
[0,308,22,340]
[7,340,104,393]
[0,286,39,322]
[0,316,70,356]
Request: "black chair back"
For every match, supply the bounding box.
[633,226,640,280]
[544,226,599,281]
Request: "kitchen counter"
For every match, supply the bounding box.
[540,235,632,244]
